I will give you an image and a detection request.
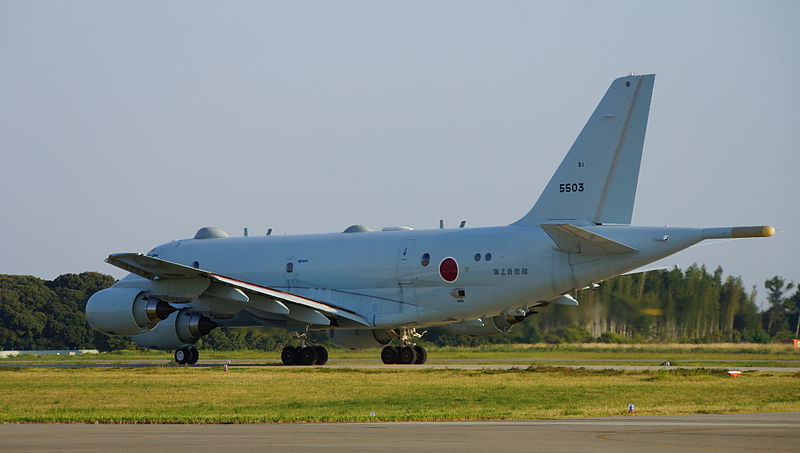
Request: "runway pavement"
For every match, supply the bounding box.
[1,412,798,452]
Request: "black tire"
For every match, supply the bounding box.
[413,345,427,364]
[299,346,317,365]
[187,347,199,365]
[399,346,417,364]
[381,345,397,364]
[281,346,298,366]
[174,349,188,365]
[314,346,329,365]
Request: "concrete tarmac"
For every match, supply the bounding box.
[1,412,798,452]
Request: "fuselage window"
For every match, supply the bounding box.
[485,253,492,262]
[420,253,431,266]
[474,253,481,262]
[286,262,294,273]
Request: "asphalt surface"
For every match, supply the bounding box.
[1,412,798,452]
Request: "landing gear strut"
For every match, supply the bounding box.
[174,346,199,365]
[380,328,427,365]
[281,333,328,366]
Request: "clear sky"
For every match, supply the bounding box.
[1,1,797,307]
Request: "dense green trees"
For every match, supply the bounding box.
[0,266,797,351]
[0,272,132,350]
[526,265,776,344]
[763,276,799,340]
[423,265,796,346]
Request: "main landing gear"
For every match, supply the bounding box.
[174,347,199,365]
[281,333,328,366]
[380,344,427,364]
[281,344,329,366]
[380,328,427,364]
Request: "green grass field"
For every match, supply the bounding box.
[3,344,798,423]
[1,366,798,423]
[5,343,799,367]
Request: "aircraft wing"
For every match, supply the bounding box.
[106,253,370,326]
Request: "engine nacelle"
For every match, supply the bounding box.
[327,329,392,350]
[86,288,177,336]
[132,310,220,350]
[448,313,528,337]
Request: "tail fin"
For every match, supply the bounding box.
[512,74,655,226]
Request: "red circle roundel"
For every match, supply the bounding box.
[439,257,459,282]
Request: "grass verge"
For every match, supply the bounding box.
[0,367,798,423]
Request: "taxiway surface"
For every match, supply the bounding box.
[1,412,798,452]
[2,359,798,373]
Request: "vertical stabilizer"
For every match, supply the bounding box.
[513,74,655,226]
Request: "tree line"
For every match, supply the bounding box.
[1,265,798,351]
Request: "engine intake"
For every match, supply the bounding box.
[86,288,177,335]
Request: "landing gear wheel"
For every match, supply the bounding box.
[187,347,199,365]
[381,345,397,364]
[174,348,189,365]
[281,346,298,366]
[313,346,328,365]
[398,346,417,364]
[299,346,317,365]
[413,345,427,364]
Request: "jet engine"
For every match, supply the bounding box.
[327,329,392,350]
[448,312,530,337]
[132,310,220,350]
[85,288,177,335]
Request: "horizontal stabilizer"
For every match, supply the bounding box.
[622,264,680,276]
[549,294,579,306]
[541,224,638,255]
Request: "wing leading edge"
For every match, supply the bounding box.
[106,253,370,326]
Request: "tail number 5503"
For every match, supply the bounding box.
[559,183,584,193]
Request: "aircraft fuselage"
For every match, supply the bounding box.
[139,224,707,328]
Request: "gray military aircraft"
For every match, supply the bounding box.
[86,74,773,366]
